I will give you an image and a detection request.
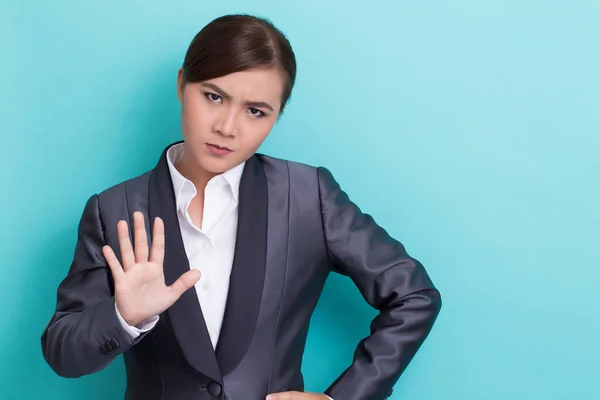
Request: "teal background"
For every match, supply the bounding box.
[1,1,598,399]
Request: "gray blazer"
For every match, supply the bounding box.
[41,141,441,400]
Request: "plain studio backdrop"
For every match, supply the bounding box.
[0,1,598,399]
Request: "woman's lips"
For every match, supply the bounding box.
[206,143,232,156]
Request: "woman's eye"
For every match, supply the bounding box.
[248,107,265,118]
[205,93,222,103]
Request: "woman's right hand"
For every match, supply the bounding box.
[102,211,201,327]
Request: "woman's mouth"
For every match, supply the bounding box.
[206,143,232,156]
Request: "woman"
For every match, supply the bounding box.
[41,14,441,400]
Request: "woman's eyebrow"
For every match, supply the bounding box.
[245,101,274,112]
[201,82,274,111]
[201,82,231,100]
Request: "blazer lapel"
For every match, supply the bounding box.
[215,154,268,375]
[147,143,222,383]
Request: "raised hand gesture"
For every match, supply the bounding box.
[102,212,200,326]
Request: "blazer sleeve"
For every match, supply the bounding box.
[41,194,146,378]
[317,167,442,400]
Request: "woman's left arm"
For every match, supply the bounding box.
[317,166,442,400]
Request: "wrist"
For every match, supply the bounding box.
[124,316,143,327]
[116,304,143,327]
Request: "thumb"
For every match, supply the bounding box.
[168,269,201,298]
[267,391,298,400]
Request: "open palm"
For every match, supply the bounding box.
[102,212,200,327]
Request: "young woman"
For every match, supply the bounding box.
[42,14,441,400]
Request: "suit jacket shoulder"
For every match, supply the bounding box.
[257,153,328,189]
[95,170,152,211]
[257,153,317,172]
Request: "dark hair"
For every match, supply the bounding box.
[181,14,297,113]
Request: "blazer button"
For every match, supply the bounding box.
[386,388,393,397]
[110,339,120,350]
[207,381,222,397]
[100,342,112,354]
[99,344,108,355]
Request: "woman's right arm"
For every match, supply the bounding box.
[41,194,199,378]
[41,195,139,377]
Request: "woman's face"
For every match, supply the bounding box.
[176,67,285,175]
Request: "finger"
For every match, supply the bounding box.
[117,220,135,271]
[266,391,300,400]
[167,269,201,300]
[133,212,149,263]
[102,245,124,283]
[149,217,165,265]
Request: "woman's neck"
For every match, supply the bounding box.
[176,149,217,193]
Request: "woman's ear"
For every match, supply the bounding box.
[176,68,185,103]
